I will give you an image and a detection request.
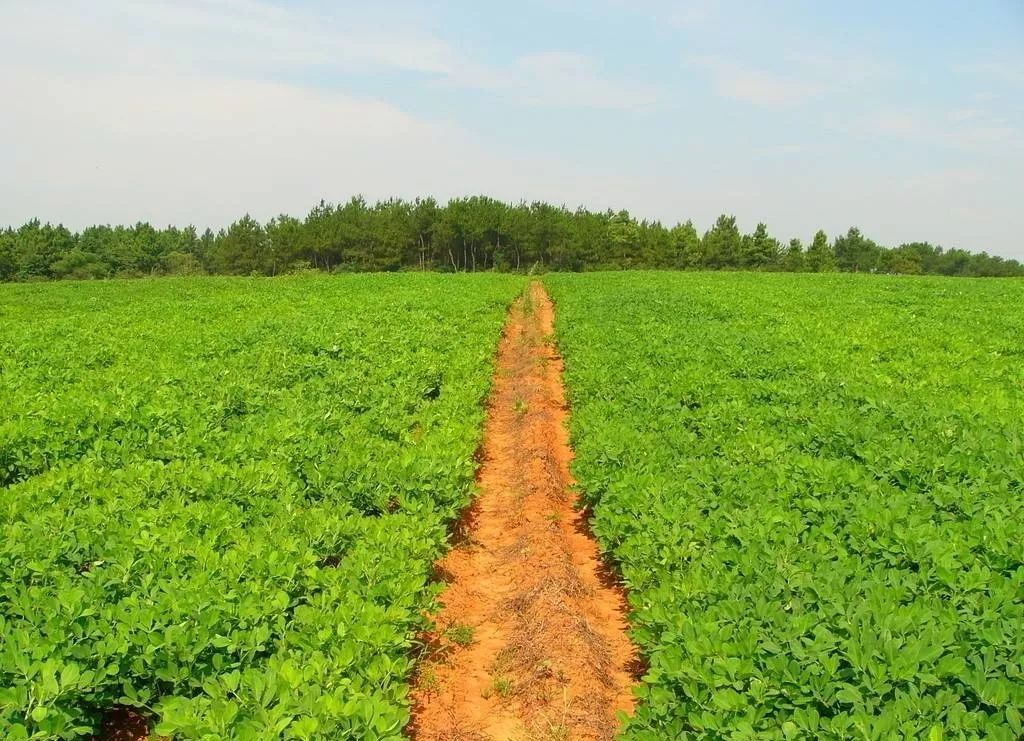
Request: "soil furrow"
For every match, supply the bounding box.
[409,282,638,741]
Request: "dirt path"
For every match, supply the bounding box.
[409,282,638,741]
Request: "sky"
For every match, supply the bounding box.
[1,0,1023,259]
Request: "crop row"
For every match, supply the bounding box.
[548,272,1024,739]
[0,274,523,739]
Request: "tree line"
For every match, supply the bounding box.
[2,196,1021,281]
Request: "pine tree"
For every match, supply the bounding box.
[805,230,836,272]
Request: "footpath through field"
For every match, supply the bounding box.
[409,282,637,740]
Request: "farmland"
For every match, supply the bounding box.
[548,272,1024,739]
[2,270,1023,740]
[0,274,523,739]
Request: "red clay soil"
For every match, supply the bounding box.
[94,706,154,741]
[409,282,638,740]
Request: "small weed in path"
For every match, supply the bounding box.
[445,623,476,647]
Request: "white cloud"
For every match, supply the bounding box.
[0,66,646,230]
[1,67,456,225]
[786,52,882,87]
[0,0,473,228]
[852,108,1022,148]
[0,0,457,77]
[444,51,662,110]
[756,143,806,157]
[2,0,657,112]
[949,108,984,123]
[0,0,670,229]
[687,48,882,108]
[860,110,924,138]
[845,166,1023,255]
[962,59,1024,87]
[689,56,826,105]
[666,0,721,27]
[548,0,721,28]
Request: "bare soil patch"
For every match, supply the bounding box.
[409,282,638,740]
[93,706,155,741]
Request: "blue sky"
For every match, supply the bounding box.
[2,0,1022,259]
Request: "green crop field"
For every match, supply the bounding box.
[0,274,524,739]
[547,272,1024,739]
[2,271,1023,740]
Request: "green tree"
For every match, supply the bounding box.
[265,215,305,271]
[834,227,880,272]
[741,222,781,268]
[607,210,639,268]
[669,220,700,268]
[637,219,674,268]
[702,215,742,269]
[50,250,108,280]
[411,197,440,269]
[14,220,74,278]
[879,245,923,274]
[782,238,805,272]
[4,196,1024,280]
[161,251,205,275]
[0,229,15,280]
[805,230,836,272]
[210,215,271,275]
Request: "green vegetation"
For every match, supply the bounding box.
[444,624,475,647]
[0,274,523,739]
[3,197,1022,281]
[491,676,514,699]
[548,272,1024,739]
[4,270,1023,739]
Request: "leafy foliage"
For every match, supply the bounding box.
[3,197,1023,281]
[548,272,1024,739]
[0,274,523,739]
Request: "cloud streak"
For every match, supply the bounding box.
[1,0,459,80]
[445,51,662,109]
[852,107,1022,148]
[689,55,827,105]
